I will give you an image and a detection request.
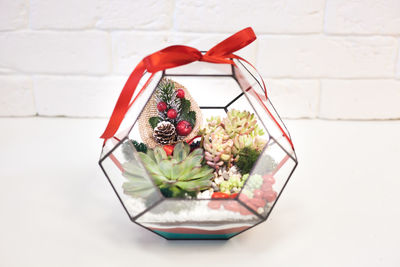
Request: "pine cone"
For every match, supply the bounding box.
[153,121,177,145]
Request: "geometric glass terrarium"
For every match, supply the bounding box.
[99,55,298,240]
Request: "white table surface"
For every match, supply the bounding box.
[0,117,399,267]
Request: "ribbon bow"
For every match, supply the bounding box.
[101,27,293,149]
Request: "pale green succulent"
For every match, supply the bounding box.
[138,142,214,198]
[241,174,263,198]
[220,173,249,194]
[223,109,264,138]
[200,116,222,135]
[232,135,267,156]
[122,153,158,204]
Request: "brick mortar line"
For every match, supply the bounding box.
[0,28,400,38]
[394,38,400,76]
[0,73,398,80]
[1,115,399,122]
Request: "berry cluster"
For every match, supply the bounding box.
[149,79,196,145]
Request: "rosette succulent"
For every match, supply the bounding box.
[138,142,214,198]
[201,116,222,135]
[201,109,267,173]
[223,109,264,138]
[122,159,157,203]
[203,126,233,169]
[232,135,267,156]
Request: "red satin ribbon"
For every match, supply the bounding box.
[101,27,294,149]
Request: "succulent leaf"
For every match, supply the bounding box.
[146,149,156,162]
[158,160,174,178]
[173,142,189,161]
[153,146,167,163]
[121,160,157,202]
[138,142,214,197]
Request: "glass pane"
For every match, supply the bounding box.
[100,138,163,219]
[238,138,296,218]
[233,60,295,155]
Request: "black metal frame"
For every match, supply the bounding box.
[98,56,298,241]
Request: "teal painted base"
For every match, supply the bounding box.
[153,230,238,240]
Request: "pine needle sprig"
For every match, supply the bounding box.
[155,78,181,122]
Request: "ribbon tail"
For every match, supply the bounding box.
[206,27,256,57]
[100,61,146,140]
[231,54,294,150]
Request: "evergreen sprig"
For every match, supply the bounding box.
[156,79,175,103]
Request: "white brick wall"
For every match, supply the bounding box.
[0,76,35,116]
[320,80,400,119]
[0,0,399,120]
[0,0,28,30]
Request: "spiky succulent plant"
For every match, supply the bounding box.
[138,142,214,198]
[232,135,267,156]
[201,116,222,135]
[223,109,264,138]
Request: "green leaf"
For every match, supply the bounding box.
[180,98,191,114]
[173,142,188,162]
[146,149,156,162]
[181,111,196,126]
[122,161,146,177]
[149,117,161,129]
[122,182,155,199]
[138,153,164,178]
[158,160,173,178]
[175,179,211,192]
[153,147,167,163]
[190,165,214,180]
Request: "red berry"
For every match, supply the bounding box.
[163,145,175,156]
[176,89,185,98]
[157,102,167,112]
[176,120,192,136]
[167,109,177,119]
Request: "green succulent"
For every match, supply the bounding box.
[244,174,263,190]
[122,159,157,202]
[138,142,214,198]
[200,116,222,135]
[121,147,160,206]
[223,109,264,138]
[122,139,148,161]
[232,135,266,156]
[220,173,247,194]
